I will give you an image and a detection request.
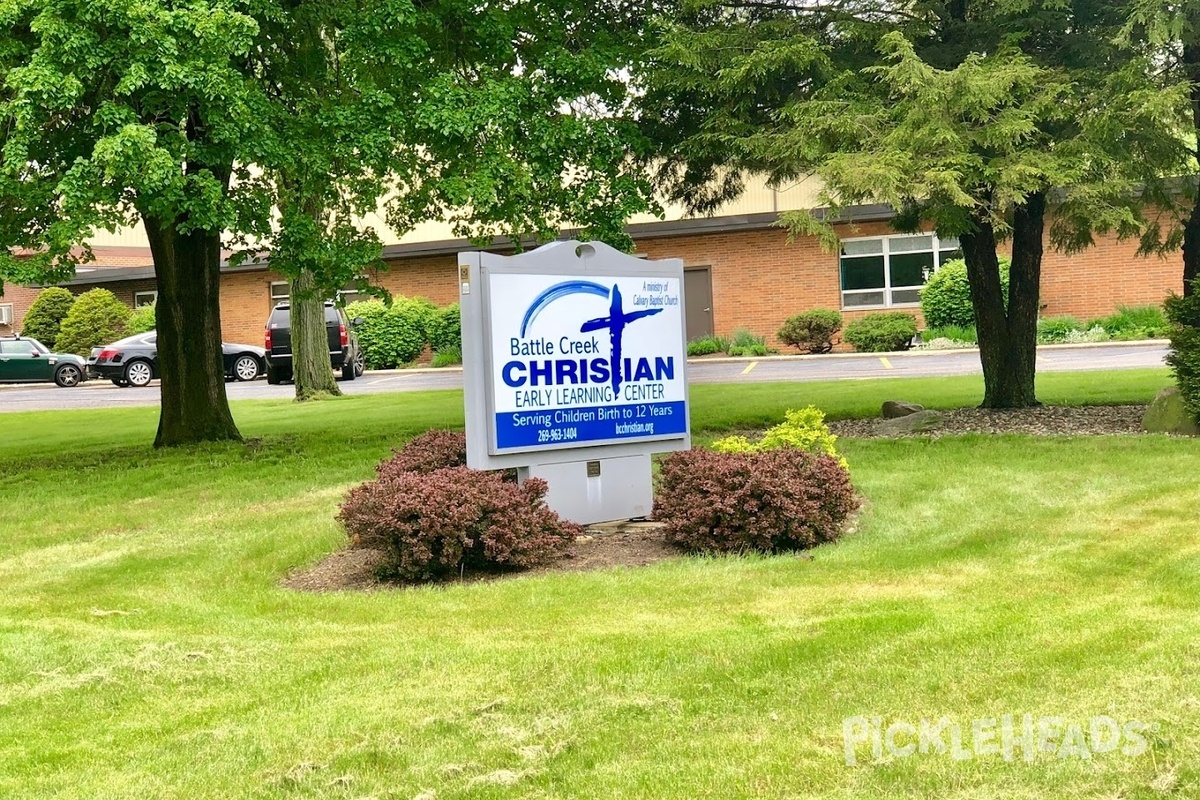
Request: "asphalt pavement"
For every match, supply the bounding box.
[0,341,1169,414]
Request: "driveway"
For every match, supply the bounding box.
[0,341,1169,414]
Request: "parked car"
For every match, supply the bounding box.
[264,301,364,384]
[87,331,267,387]
[0,336,87,387]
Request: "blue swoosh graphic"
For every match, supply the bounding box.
[520,280,610,336]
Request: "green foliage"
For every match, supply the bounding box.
[54,289,131,356]
[777,309,841,353]
[127,303,157,336]
[346,297,450,368]
[920,259,1011,329]
[426,304,462,353]
[920,325,977,345]
[843,313,917,353]
[19,288,76,350]
[1036,316,1084,344]
[687,336,723,356]
[431,345,463,368]
[712,406,846,468]
[1164,291,1200,421]
[1090,305,1171,340]
[724,328,775,357]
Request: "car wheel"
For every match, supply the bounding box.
[54,364,82,387]
[353,350,365,377]
[124,359,154,388]
[233,354,260,381]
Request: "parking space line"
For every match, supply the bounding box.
[741,361,758,375]
[879,357,893,369]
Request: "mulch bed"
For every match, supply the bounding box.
[282,522,681,593]
[829,404,1149,439]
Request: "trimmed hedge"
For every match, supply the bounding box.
[345,297,460,369]
[377,429,468,478]
[654,448,857,555]
[711,406,846,468]
[777,309,841,354]
[843,312,917,353]
[20,287,76,350]
[338,467,578,582]
[54,288,131,356]
[127,303,156,335]
[921,257,1010,329]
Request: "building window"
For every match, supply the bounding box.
[134,291,157,307]
[269,282,290,306]
[840,234,962,309]
[0,303,12,327]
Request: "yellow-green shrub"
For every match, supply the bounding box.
[712,406,846,468]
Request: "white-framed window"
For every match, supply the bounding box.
[134,291,157,308]
[840,233,962,309]
[0,303,12,326]
[269,281,290,306]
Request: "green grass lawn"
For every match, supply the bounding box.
[2,367,1198,799]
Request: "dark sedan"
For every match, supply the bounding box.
[87,331,267,387]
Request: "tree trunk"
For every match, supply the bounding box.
[144,215,243,447]
[960,191,1045,409]
[291,269,342,400]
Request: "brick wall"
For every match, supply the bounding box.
[4,218,1189,349]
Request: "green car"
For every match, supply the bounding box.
[0,336,87,387]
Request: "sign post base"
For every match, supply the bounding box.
[519,454,653,525]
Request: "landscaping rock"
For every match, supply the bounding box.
[1141,387,1200,436]
[879,409,945,434]
[881,400,925,419]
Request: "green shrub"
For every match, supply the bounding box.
[843,312,917,353]
[426,303,461,352]
[920,257,1010,329]
[1164,292,1200,421]
[1036,316,1084,344]
[777,309,841,353]
[920,324,977,345]
[54,288,131,355]
[654,448,858,555]
[712,406,846,468]
[127,303,157,335]
[1090,305,1170,340]
[431,344,462,367]
[345,297,436,369]
[687,336,721,356]
[20,287,76,349]
[727,343,773,357]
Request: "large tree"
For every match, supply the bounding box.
[640,0,1179,407]
[1122,2,1200,295]
[1,1,265,445]
[1,0,655,433]
[246,0,657,400]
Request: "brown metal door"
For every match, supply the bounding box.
[684,268,714,340]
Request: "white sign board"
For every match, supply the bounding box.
[488,272,687,451]
[460,241,690,522]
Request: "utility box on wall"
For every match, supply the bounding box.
[459,241,691,524]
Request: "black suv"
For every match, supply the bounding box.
[264,301,365,384]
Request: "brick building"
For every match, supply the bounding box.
[0,196,1184,349]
